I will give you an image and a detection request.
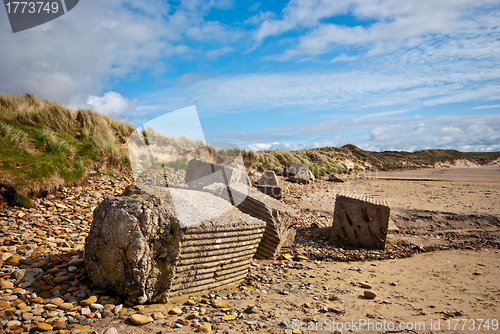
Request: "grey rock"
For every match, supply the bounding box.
[289,168,315,184]
[328,174,344,182]
[330,193,391,250]
[85,185,265,304]
[103,327,118,334]
[10,268,43,285]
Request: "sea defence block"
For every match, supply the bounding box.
[330,193,391,250]
[85,185,265,304]
[285,162,315,184]
[185,158,249,190]
[214,183,297,259]
[253,170,282,199]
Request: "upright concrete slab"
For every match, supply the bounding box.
[184,158,250,190]
[330,193,391,250]
[85,185,265,303]
[253,170,282,199]
[214,183,297,259]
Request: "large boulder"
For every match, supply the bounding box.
[330,193,391,250]
[210,183,297,259]
[85,185,265,303]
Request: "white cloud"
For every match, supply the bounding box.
[329,54,360,63]
[176,73,210,86]
[473,104,500,109]
[206,46,236,60]
[86,91,138,118]
[0,0,242,105]
[255,0,500,60]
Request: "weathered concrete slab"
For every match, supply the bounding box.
[184,159,249,190]
[259,170,279,186]
[284,162,307,177]
[328,174,344,182]
[85,185,265,304]
[330,193,391,250]
[289,168,315,184]
[252,170,282,199]
[212,183,297,259]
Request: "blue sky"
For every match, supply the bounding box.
[1,0,500,152]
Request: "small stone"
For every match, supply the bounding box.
[293,255,308,261]
[5,255,21,266]
[103,328,120,334]
[0,300,10,309]
[0,280,14,289]
[359,283,372,289]
[59,303,74,310]
[280,254,293,261]
[130,313,153,326]
[73,324,86,330]
[90,303,104,310]
[68,258,85,266]
[169,306,183,315]
[6,320,21,327]
[53,276,70,284]
[22,312,33,320]
[152,312,165,320]
[292,330,301,334]
[80,295,97,306]
[197,323,212,333]
[50,297,64,306]
[102,310,114,318]
[280,290,289,295]
[36,323,54,331]
[186,299,196,305]
[364,291,377,299]
[390,282,398,286]
[222,315,235,321]
[211,300,230,308]
[53,321,66,329]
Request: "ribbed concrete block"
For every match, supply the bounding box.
[330,192,391,250]
[85,185,265,304]
[185,159,249,190]
[214,183,297,259]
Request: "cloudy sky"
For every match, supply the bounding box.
[1,0,499,152]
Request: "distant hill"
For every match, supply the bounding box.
[0,93,134,207]
[241,144,500,175]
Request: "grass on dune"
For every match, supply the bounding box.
[0,93,134,206]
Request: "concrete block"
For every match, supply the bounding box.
[85,185,265,303]
[216,183,297,259]
[330,193,391,250]
[185,158,249,190]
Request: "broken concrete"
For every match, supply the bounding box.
[328,174,344,182]
[284,162,307,177]
[211,183,297,259]
[85,185,265,304]
[330,193,391,250]
[252,170,282,199]
[289,168,315,184]
[184,159,249,190]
